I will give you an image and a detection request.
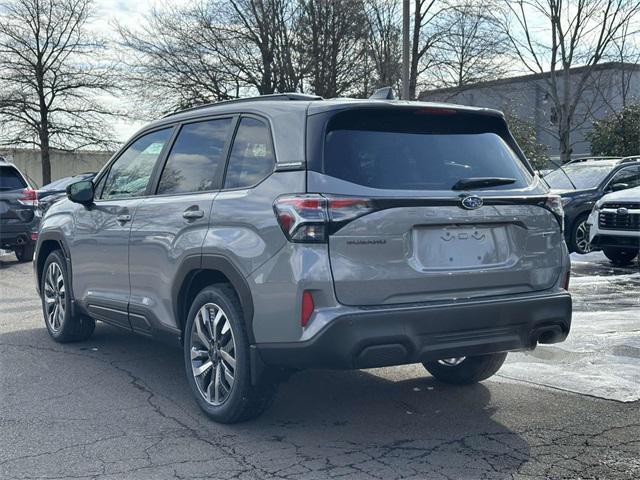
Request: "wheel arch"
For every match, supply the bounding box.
[35,232,70,296]
[173,255,255,343]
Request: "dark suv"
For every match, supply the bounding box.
[0,157,39,261]
[35,94,572,423]
[544,157,640,254]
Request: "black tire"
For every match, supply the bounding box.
[14,244,34,262]
[423,353,508,385]
[602,247,638,266]
[568,213,591,254]
[41,250,95,343]
[183,284,276,423]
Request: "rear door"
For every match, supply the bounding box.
[128,116,235,334]
[307,107,565,306]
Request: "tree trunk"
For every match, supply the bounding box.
[559,68,572,164]
[558,119,572,164]
[409,0,421,100]
[38,74,51,185]
[40,133,51,186]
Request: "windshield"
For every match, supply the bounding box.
[544,163,615,190]
[316,109,532,191]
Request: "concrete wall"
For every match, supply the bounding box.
[0,148,114,187]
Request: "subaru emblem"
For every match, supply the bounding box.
[461,195,483,210]
[617,207,628,215]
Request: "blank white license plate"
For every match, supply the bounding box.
[415,226,509,269]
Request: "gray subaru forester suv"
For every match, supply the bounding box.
[35,93,572,423]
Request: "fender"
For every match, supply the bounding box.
[172,254,256,343]
[35,230,78,318]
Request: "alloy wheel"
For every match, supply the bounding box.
[190,303,236,406]
[575,220,591,254]
[43,262,65,332]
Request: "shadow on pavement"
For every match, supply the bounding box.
[1,324,531,478]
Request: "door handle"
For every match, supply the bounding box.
[116,214,131,223]
[183,209,205,220]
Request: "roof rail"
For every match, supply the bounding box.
[163,93,323,118]
[565,156,621,164]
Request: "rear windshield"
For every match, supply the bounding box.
[316,109,532,191]
[0,166,27,191]
[544,163,614,190]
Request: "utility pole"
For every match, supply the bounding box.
[402,0,410,100]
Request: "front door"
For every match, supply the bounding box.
[71,127,174,329]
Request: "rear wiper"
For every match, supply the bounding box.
[451,177,517,191]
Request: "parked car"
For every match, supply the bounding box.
[0,157,40,262]
[587,185,640,265]
[544,156,640,254]
[35,92,572,423]
[38,173,95,213]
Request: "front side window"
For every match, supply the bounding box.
[224,117,275,189]
[100,128,172,200]
[608,166,640,190]
[157,118,233,195]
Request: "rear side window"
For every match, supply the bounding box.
[224,117,275,189]
[317,109,531,191]
[0,166,27,190]
[158,118,233,195]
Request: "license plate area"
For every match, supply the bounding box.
[412,225,511,270]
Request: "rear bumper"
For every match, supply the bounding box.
[256,292,572,370]
[0,223,37,248]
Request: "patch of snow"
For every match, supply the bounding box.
[500,311,640,402]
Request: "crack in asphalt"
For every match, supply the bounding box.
[2,259,640,480]
[2,340,640,479]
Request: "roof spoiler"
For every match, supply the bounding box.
[369,87,395,100]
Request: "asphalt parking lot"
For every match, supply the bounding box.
[1,252,639,479]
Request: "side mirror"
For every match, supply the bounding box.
[610,182,629,192]
[67,180,94,204]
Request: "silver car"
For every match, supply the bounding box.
[35,93,572,423]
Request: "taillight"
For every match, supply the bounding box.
[273,194,374,243]
[18,188,38,206]
[301,290,314,327]
[542,195,564,232]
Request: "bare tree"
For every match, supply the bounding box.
[215,0,304,94]
[298,0,369,97]
[366,0,402,92]
[118,0,306,115]
[434,1,510,88]
[117,4,237,115]
[500,0,640,163]
[409,0,443,99]
[0,0,117,184]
